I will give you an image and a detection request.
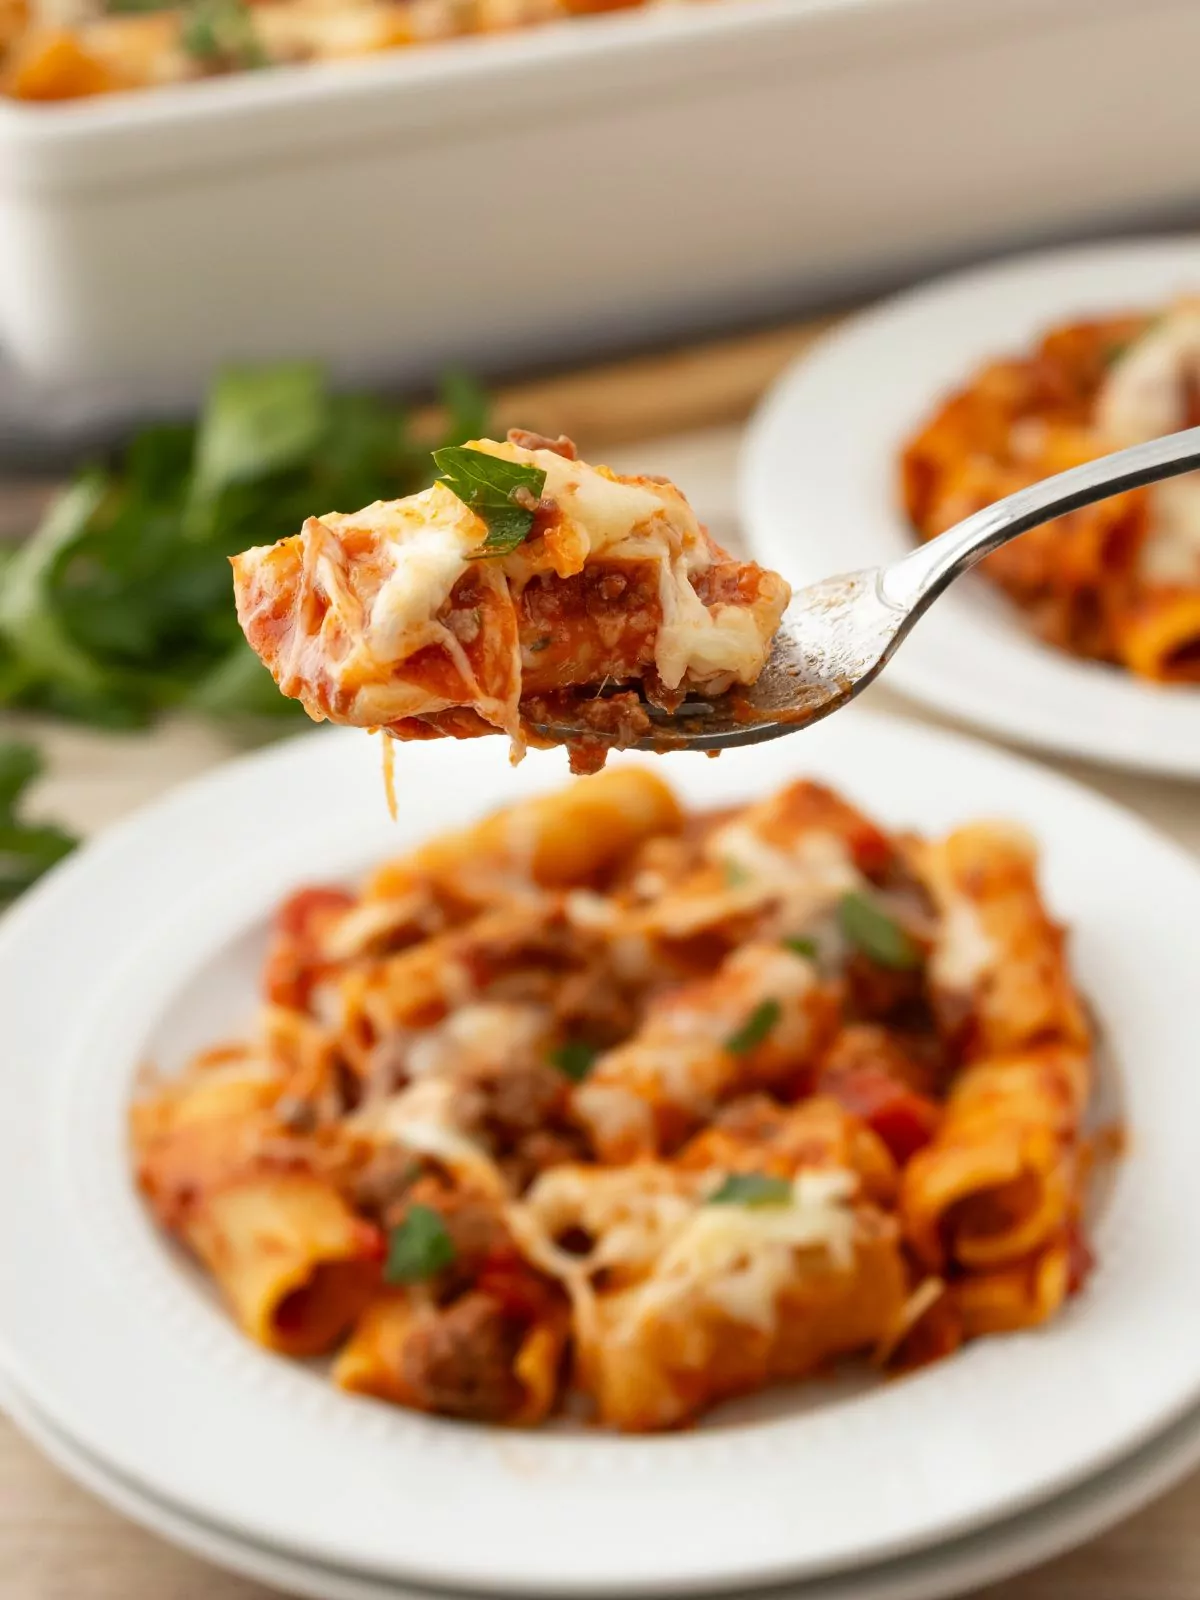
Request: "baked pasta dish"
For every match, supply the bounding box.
[130,765,1099,1432]
[3,0,691,101]
[902,299,1200,683]
[231,431,791,772]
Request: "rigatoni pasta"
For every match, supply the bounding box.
[130,767,1103,1432]
[900,300,1200,682]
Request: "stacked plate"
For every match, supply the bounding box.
[3,706,1200,1599]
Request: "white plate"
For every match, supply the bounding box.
[741,236,1200,778]
[6,1363,1200,1600]
[2,713,1200,1595]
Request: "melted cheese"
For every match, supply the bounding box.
[1142,475,1200,584]
[350,1076,505,1196]
[1097,305,1200,445]
[707,820,863,931]
[353,489,477,660]
[930,897,998,995]
[519,1164,861,1343]
[404,1001,550,1080]
[629,1170,858,1335]
[1096,310,1200,585]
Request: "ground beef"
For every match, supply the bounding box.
[472,1058,568,1141]
[401,1292,526,1421]
[351,1147,423,1222]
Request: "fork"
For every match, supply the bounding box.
[534,423,1200,752]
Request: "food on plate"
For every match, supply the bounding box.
[901,299,1200,682]
[231,431,791,771]
[5,0,680,101]
[130,766,1102,1431]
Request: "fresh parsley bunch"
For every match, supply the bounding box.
[0,740,76,907]
[0,364,487,730]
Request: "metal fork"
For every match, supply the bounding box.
[532,424,1200,753]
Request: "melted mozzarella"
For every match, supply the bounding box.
[357,491,477,660]
[707,820,863,928]
[1142,475,1200,584]
[1097,306,1200,445]
[1096,308,1200,584]
[351,1076,505,1196]
[929,899,997,995]
[613,1169,858,1339]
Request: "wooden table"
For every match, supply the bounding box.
[3,330,1200,1600]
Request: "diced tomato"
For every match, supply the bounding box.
[264,885,356,1008]
[822,1066,942,1164]
[845,819,895,880]
[274,886,356,944]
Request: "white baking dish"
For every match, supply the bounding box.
[0,0,1198,412]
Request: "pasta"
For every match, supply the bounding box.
[231,431,791,772]
[130,767,1104,1431]
[900,299,1200,681]
[2,0,705,102]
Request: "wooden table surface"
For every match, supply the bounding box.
[3,330,1200,1600]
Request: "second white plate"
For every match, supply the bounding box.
[742,236,1200,777]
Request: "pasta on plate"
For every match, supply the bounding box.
[231,430,790,773]
[901,298,1200,683]
[131,765,1103,1432]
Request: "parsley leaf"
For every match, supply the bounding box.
[0,740,76,908]
[838,892,922,971]
[724,997,781,1055]
[708,1172,793,1207]
[723,858,752,887]
[782,935,818,960]
[432,445,547,557]
[384,1205,457,1284]
[181,0,266,68]
[550,1040,598,1082]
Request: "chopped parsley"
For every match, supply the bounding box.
[838,891,921,971]
[180,0,266,68]
[724,997,781,1055]
[708,1172,793,1207]
[550,1040,599,1083]
[723,858,752,887]
[433,445,547,557]
[383,1204,457,1284]
[782,935,818,960]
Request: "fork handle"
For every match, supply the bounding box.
[880,423,1200,613]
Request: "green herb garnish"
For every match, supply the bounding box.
[723,858,752,887]
[433,445,547,557]
[181,0,267,67]
[550,1040,599,1083]
[0,741,76,908]
[384,1205,457,1284]
[838,891,921,971]
[724,997,781,1055]
[782,935,818,960]
[0,365,486,732]
[708,1172,793,1207]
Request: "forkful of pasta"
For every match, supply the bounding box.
[231,423,1200,771]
